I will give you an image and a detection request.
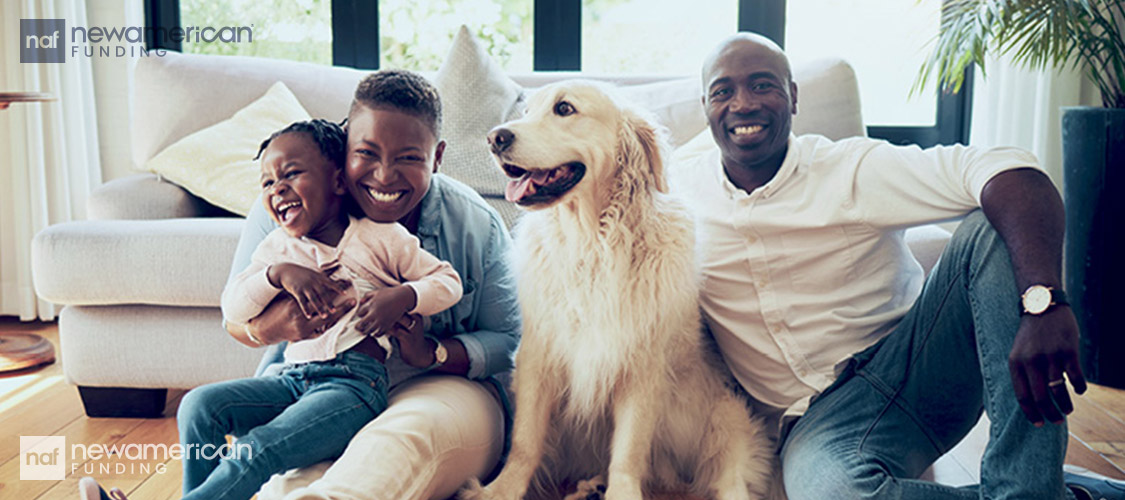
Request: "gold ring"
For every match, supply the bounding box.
[1048,379,1065,388]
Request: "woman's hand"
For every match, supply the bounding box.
[242,281,355,345]
[353,285,417,337]
[384,313,433,367]
[268,263,350,319]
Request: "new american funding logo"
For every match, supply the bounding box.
[19,435,252,481]
[19,18,253,63]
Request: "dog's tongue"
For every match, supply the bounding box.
[505,169,553,203]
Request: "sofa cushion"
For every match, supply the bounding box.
[133,53,367,170]
[434,26,526,227]
[618,77,707,148]
[145,82,311,216]
[87,173,231,220]
[32,218,242,307]
[791,57,865,140]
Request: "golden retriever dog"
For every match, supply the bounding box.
[459,81,777,500]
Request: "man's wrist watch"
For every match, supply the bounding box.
[1020,285,1068,315]
[426,335,448,370]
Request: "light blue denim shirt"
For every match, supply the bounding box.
[226,173,522,389]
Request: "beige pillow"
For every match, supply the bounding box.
[145,81,311,216]
[434,25,526,228]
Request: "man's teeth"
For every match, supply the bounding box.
[367,188,404,203]
[733,125,764,135]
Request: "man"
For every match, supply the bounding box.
[674,32,1123,499]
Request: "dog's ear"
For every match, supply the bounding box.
[619,109,669,194]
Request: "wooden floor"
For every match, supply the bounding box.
[1,318,1122,500]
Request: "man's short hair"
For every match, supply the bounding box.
[255,118,348,169]
[348,69,442,138]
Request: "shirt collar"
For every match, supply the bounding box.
[416,175,442,237]
[715,134,801,200]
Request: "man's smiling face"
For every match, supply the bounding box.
[702,35,798,173]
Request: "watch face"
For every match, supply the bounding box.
[435,342,448,364]
[1024,286,1052,314]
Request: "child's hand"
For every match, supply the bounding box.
[268,263,351,319]
[388,314,433,368]
[353,285,417,337]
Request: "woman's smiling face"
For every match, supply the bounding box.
[345,105,445,231]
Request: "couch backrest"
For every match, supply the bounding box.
[132,51,864,170]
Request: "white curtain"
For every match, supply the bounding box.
[969,54,1101,187]
[0,0,102,320]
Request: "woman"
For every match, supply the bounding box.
[216,70,519,500]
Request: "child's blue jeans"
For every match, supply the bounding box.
[177,350,388,500]
[781,211,1077,500]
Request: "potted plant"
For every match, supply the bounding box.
[916,0,1125,388]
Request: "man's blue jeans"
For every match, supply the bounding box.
[177,350,388,500]
[780,211,1075,499]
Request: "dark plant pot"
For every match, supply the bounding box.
[1062,107,1125,389]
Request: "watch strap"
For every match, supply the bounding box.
[1051,288,1069,307]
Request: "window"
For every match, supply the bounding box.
[179,0,332,65]
[581,0,737,75]
[786,0,940,127]
[379,0,532,71]
[149,0,970,146]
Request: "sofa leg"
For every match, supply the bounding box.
[77,386,167,418]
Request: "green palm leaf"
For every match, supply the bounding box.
[914,0,1125,108]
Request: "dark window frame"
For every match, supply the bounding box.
[148,0,970,146]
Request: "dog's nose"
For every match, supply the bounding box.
[489,128,515,154]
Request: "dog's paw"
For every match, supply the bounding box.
[458,478,526,500]
[563,475,607,500]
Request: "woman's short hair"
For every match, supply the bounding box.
[348,69,442,138]
[255,118,348,169]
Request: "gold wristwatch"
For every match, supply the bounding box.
[427,336,448,369]
[1020,285,1068,315]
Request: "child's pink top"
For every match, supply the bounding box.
[221,216,462,363]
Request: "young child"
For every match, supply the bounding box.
[80,118,462,500]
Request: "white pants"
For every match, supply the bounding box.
[258,375,506,500]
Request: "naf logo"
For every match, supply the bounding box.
[20,19,66,63]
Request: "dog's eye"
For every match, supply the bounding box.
[554,101,576,117]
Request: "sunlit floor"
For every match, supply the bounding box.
[1,318,1122,499]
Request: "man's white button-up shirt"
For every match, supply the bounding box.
[671,134,1040,411]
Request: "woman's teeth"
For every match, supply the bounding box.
[732,125,764,136]
[367,188,404,203]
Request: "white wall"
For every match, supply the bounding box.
[87,0,143,182]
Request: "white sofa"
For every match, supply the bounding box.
[31,49,951,417]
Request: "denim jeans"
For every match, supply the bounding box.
[177,351,388,500]
[780,211,1075,500]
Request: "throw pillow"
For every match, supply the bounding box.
[434,25,526,228]
[145,81,311,216]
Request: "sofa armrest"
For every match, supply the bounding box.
[32,218,243,307]
[87,173,233,220]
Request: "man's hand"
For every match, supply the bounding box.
[353,285,417,338]
[981,169,1087,426]
[268,263,350,319]
[1008,306,1088,426]
[243,282,355,345]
